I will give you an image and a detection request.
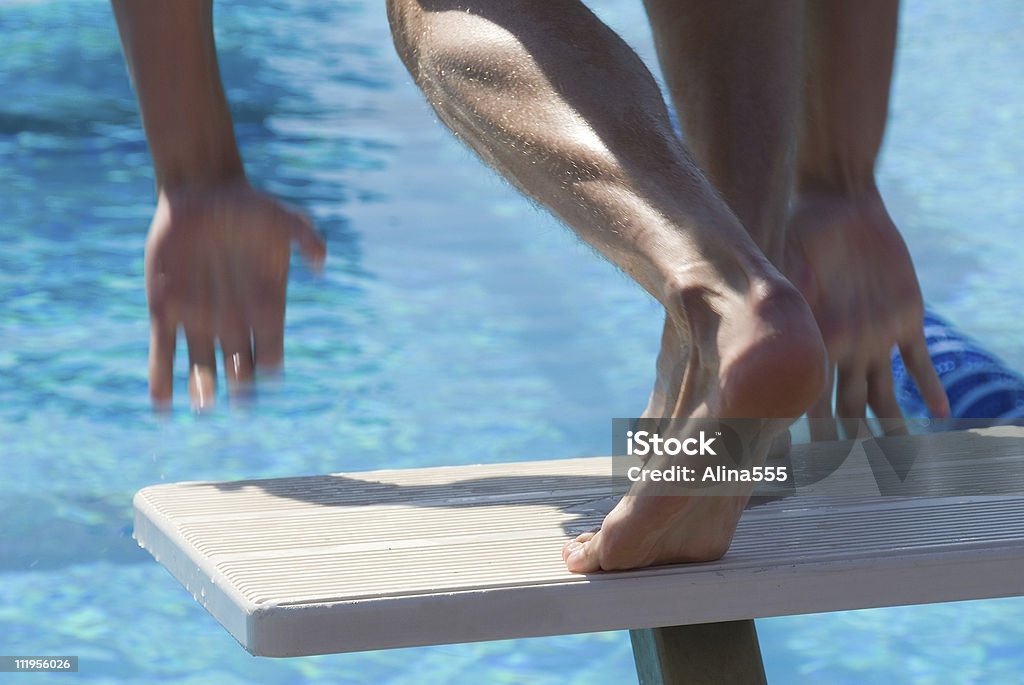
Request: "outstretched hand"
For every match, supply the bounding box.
[145,180,326,410]
[785,188,949,439]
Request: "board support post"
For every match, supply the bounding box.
[629,620,767,685]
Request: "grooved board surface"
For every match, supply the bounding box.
[134,427,1024,657]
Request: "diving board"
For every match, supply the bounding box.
[133,426,1024,681]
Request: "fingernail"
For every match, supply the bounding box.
[189,366,216,413]
[227,353,254,384]
[255,363,284,381]
[312,254,326,274]
[227,381,256,409]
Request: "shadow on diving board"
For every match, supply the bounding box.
[132,427,1024,676]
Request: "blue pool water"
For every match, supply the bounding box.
[1,0,1022,682]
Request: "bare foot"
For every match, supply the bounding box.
[564,279,825,572]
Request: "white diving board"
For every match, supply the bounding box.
[134,426,1024,682]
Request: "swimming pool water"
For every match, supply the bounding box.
[1,0,1022,682]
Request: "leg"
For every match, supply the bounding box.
[388,0,825,570]
[644,0,804,267]
[786,0,948,440]
[640,0,807,426]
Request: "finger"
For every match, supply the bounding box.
[185,325,217,412]
[767,429,792,460]
[252,288,286,374]
[866,363,909,436]
[286,209,326,271]
[146,254,178,409]
[899,335,950,418]
[149,315,177,409]
[218,311,255,398]
[808,363,838,442]
[835,365,868,439]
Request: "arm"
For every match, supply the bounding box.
[796,0,900,196]
[111,0,242,189]
[112,0,325,410]
[787,0,948,438]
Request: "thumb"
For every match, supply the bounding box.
[284,208,326,271]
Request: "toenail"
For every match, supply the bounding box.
[566,541,583,553]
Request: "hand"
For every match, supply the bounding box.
[784,188,949,439]
[145,179,326,410]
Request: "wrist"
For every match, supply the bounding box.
[795,154,879,201]
[793,175,881,206]
[155,174,251,217]
[155,144,246,193]
[150,96,245,189]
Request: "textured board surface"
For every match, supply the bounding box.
[134,427,1024,657]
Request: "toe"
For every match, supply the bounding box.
[563,533,603,573]
[561,531,595,563]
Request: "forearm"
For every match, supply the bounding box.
[388,0,761,306]
[112,0,243,189]
[797,0,900,195]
